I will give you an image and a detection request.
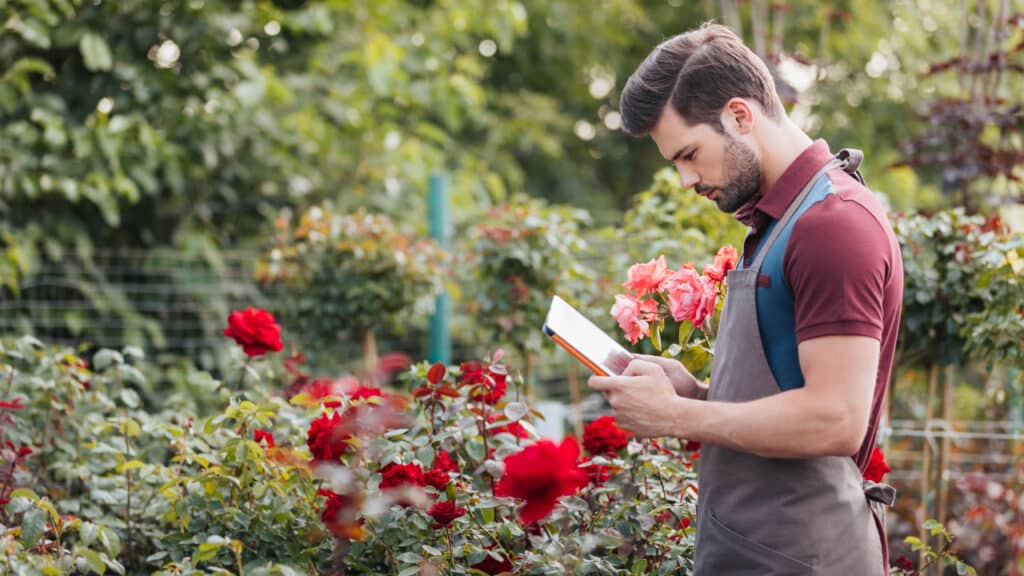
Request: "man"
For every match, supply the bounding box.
[588,23,903,575]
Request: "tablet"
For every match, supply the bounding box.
[543,295,634,376]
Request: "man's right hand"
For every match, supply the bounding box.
[635,354,708,400]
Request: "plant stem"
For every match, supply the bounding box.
[236,357,253,390]
[446,527,454,568]
[480,404,494,494]
[123,416,134,566]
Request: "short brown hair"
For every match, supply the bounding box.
[619,23,782,136]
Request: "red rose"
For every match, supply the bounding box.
[254,429,276,448]
[223,307,283,357]
[471,546,514,574]
[863,446,891,483]
[893,555,915,572]
[379,462,425,490]
[583,416,632,456]
[425,451,459,490]
[428,500,467,528]
[495,438,589,524]
[424,469,450,490]
[487,414,529,439]
[0,398,24,411]
[350,385,383,401]
[303,379,343,408]
[318,488,350,525]
[306,411,350,463]
[580,458,612,486]
[469,364,508,405]
[433,451,459,474]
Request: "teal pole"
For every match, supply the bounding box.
[428,172,451,364]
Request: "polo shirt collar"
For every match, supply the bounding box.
[734,139,833,231]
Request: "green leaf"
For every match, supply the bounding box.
[21,508,47,547]
[651,321,662,351]
[117,460,145,472]
[10,488,40,502]
[98,526,121,557]
[80,32,113,71]
[631,559,648,576]
[79,522,99,546]
[78,548,107,574]
[93,349,122,371]
[194,542,223,563]
[123,419,141,437]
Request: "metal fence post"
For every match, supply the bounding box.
[428,172,451,364]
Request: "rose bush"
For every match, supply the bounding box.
[0,306,970,575]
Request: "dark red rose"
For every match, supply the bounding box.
[893,555,915,572]
[306,411,350,463]
[495,438,588,524]
[471,545,514,574]
[863,447,891,483]
[425,451,459,490]
[379,462,425,490]
[433,451,459,474]
[583,416,632,456]
[254,429,276,448]
[684,440,701,452]
[424,469,450,490]
[428,500,467,528]
[223,307,283,357]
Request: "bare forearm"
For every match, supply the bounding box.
[668,388,865,458]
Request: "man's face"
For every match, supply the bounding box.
[650,106,762,214]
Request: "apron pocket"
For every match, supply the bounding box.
[702,509,816,575]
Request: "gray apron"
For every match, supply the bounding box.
[694,150,891,575]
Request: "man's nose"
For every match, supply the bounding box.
[677,167,699,190]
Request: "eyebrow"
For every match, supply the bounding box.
[668,144,692,163]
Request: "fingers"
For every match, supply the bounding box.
[623,359,661,377]
[587,375,617,392]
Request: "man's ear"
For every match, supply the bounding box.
[721,98,755,135]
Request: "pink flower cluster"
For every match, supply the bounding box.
[612,246,738,344]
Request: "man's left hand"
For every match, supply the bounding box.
[588,359,683,438]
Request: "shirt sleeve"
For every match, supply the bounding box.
[784,196,892,343]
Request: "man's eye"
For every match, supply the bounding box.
[683,151,696,161]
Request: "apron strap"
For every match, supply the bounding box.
[835,148,866,185]
[749,157,843,271]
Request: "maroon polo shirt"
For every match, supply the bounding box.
[737,140,904,469]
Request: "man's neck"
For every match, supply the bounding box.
[756,118,814,194]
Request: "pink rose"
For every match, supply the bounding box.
[664,267,717,326]
[611,295,659,344]
[704,245,739,283]
[622,256,672,296]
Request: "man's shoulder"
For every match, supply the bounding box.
[793,169,897,249]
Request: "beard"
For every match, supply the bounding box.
[696,137,762,213]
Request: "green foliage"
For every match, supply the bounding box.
[0,336,328,574]
[463,196,593,358]
[894,209,1024,370]
[901,519,977,576]
[259,207,444,357]
[615,168,746,269]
